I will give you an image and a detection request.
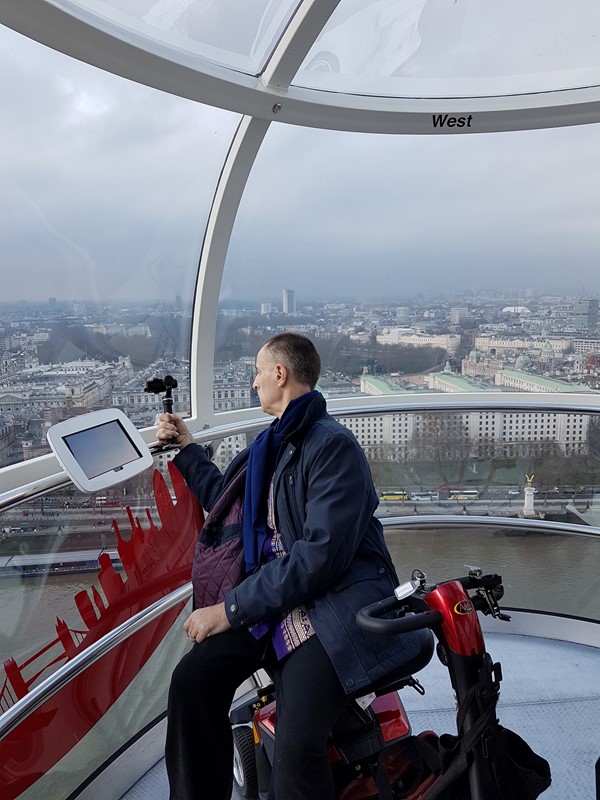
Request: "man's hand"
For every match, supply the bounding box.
[183,603,231,643]
[156,412,195,449]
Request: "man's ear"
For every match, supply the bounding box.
[275,363,288,385]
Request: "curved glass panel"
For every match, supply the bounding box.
[1,613,190,799]
[295,0,600,98]
[50,0,301,75]
[384,525,599,622]
[2,410,598,798]
[218,122,600,406]
[0,455,190,682]
[0,23,240,469]
[0,454,201,797]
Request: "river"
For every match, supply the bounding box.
[0,525,598,678]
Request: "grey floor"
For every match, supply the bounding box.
[122,633,599,800]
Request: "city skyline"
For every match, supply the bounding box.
[1,286,600,313]
[3,287,600,480]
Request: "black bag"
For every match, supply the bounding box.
[423,677,551,800]
[488,725,552,800]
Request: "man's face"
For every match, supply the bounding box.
[253,347,282,416]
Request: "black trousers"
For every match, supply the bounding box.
[165,629,347,800]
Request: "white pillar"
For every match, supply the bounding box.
[523,485,536,517]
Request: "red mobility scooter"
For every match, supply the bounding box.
[230,567,551,799]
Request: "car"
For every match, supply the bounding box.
[507,489,520,497]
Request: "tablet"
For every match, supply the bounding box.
[47,408,154,493]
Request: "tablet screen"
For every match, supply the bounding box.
[63,419,142,480]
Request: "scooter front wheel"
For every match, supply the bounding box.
[233,725,258,798]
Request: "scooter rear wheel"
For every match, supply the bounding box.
[233,725,258,798]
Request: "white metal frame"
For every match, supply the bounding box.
[2,1,600,135]
[3,393,600,503]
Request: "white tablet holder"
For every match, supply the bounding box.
[47,408,154,493]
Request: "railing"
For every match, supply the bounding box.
[376,513,600,537]
[0,582,193,741]
[3,392,600,513]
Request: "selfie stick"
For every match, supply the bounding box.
[145,376,178,433]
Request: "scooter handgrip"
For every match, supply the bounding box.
[356,604,443,635]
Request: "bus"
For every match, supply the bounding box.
[380,491,409,502]
[410,492,439,502]
[447,489,479,501]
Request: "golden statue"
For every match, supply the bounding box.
[525,474,535,486]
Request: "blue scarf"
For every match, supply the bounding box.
[242,390,319,573]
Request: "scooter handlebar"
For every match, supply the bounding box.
[356,572,506,634]
[356,596,443,635]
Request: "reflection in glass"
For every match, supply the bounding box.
[0,467,162,672]
[52,0,302,75]
[295,0,600,97]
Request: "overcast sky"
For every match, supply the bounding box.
[2,16,600,307]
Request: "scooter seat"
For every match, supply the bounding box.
[351,628,435,698]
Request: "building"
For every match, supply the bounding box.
[395,307,410,324]
[212,360,255,412]
[494,369,594,394]
[461,348,505,379]
[449,307,468,324]
[282,289,296,314]
[377,329,461,356]
[572,338,600,355]
[0,419,15,464]
[474,336,570,356]
[212,434,248,471]
[340,369,596,462]
[572,298,598,334]
[332,374,411,460]
[360,374,407,396]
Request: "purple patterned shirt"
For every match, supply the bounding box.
[249,484,315,659]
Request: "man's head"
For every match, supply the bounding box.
[253,333,321,417]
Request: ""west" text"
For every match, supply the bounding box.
[432,114,473,129]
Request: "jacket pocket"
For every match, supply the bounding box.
[278,471,305,542]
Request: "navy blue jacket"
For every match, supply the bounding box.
[174,394,421,694]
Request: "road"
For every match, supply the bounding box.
[376,486,595,517]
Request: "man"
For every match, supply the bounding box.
[156,332,420,800]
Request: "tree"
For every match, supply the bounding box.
[411,412,471,482]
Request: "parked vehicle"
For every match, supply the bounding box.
[447,489,479,501]
[410,491,439,502]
